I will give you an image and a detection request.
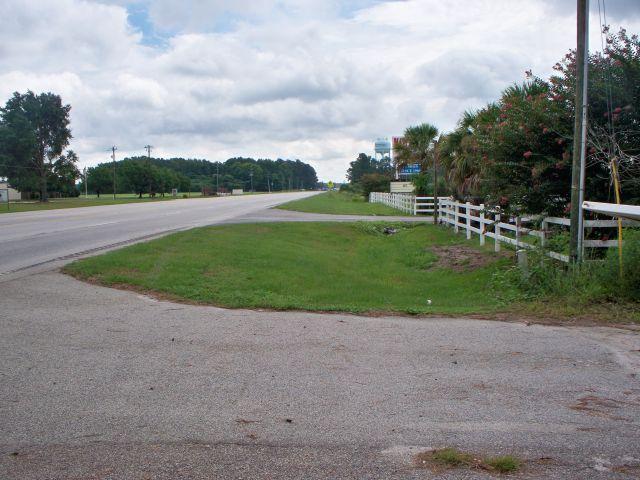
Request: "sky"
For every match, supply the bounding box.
[1,0,639,181]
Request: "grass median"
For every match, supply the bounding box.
[277,191,406,216]
[64,222,511,315]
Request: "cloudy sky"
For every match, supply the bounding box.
[1,0,639,181]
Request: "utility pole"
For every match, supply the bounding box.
[433,138,439,224]
[569,0,589,262]
[216,163,219,193]
[144,145,153,196]
[250,170,254,192]
[83,167,88,198]
[111,146,117,200]
[267,174,271,193]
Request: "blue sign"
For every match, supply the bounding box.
[400,163,421,175]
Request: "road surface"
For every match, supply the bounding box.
[1,271,639,479]
[0,192,317,275]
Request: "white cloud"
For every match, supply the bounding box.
[1,0,639,181]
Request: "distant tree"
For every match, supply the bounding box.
[360,173,391,197]
[87,164,113,197]
[346,153,391,183]
[0,91,71,201]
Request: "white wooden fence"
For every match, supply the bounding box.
[370,193,638,263]
[369,192,436,215]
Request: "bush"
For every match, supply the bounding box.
[360,173,391,198]
[599,229,640,301]
[339,182,363,195]
[493,228,640,305]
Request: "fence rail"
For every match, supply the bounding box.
[369,192,639,263]
[369,192,436,215]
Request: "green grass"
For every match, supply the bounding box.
[277,191,407,216]
[416,448,522,473]
[64,222,512,315]
[431,448,473,467]
[0,193,203,214]
[485,455,521,473]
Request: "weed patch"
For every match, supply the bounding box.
[415,448,522,475]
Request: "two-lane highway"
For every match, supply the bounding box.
[0,192,317,275]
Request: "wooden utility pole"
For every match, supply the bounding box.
[433,138,439,224]
[111,146,117,200]
[569,0,589,262]
[145,145,153,159]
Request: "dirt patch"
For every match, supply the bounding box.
[569,395,633,421]
[428,245,499,272]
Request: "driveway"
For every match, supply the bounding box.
[1,271,639,479]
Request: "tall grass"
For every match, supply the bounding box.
[493,229,640,306]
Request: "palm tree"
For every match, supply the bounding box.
[394,123,439,172]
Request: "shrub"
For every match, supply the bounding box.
[360,173,391,198]
[492,228,640,305]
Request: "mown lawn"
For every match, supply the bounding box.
[0,194,202,214]
[64,222,513,315]
[277,191,406,216]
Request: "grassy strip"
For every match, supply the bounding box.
[277,191,407,216]
[0,194,202,214]
[64,222,511,315]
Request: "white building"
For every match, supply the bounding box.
[0,181,22,201]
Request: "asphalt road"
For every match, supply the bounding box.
[0,192,317,275]
[1,272,639,479]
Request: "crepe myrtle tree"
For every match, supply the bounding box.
[0,91,72,201]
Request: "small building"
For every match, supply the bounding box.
[0,182,22,201]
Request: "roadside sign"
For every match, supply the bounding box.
[400,163,421,175]
[390,182,414,193]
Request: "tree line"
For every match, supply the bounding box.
[0,90,318,200]
[84,156,318,197]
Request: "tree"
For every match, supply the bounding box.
[346,153,391,183]
[120,160,158,198]
[393,123,439,172]
[360,173,391,197]
[87,164,113,197]
[49,150,80,197]
[0,91,71,201]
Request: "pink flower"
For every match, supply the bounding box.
[523,151,533,159]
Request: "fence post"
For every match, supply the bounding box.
[515,216,522,248]
[541,219,548,249]
[465,201,471,240]
[479,204,485,246]
[495,213,501,252]
[454,202,459,233]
